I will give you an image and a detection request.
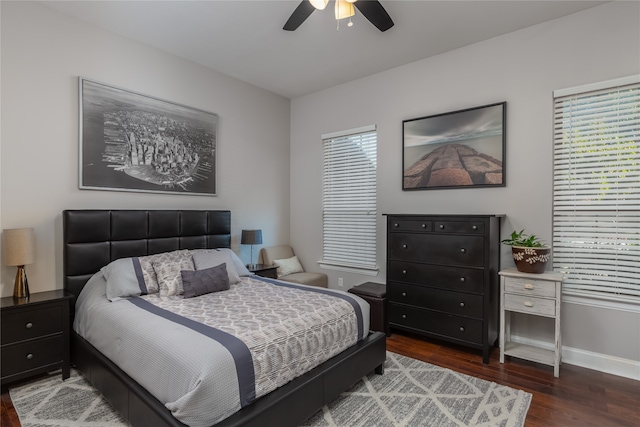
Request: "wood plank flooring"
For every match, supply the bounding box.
[2,331,639,426]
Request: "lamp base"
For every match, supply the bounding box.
[13,265,30,300]
[247,264,259,270]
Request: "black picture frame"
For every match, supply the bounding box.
[79,77,218,196]
[403,102,506,190]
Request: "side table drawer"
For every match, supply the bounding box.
[1,305,63,344]
[1,335,63,377]
[504,294,556,316]
[504,277,556,298]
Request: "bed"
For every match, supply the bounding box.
[63,209,386,427]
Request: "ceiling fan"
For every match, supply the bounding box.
[283,0,394,32]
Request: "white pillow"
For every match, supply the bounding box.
[272,255,304,278]
[153,257,195,297]
[190,249,242,283]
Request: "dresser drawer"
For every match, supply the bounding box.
[389,303,483,344]
[388,283,483,319]
[1,305,63,344]
[388,219,433,232]
[388,261,484,293]
[1,335,63,377]
[434,220,485,234]
[388,233,484,267]
[504,277,557,298]
[504,294,556,316]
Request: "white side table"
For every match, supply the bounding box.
[499,268,563,377]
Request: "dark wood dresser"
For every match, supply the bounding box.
[385,214,502,363]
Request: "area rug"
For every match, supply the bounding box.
[9,352,531,427]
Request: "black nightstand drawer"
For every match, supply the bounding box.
[388,283,483,319]
[1,335,63,377]
[387,261,484,293]
[389,303,483,345]
[1,305,63,344]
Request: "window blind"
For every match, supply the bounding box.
[321,127,377,271]
[552,77,640,304]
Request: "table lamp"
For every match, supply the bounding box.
[3,228,36,299]
[241,229,262,269]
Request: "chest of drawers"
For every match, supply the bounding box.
[1,290,73,388]
[385,214,502,363]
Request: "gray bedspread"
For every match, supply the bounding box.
[73,273,370,427]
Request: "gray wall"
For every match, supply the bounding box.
[0,1,291,295]
[290,2,640,377]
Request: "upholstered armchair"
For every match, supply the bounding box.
[258,245,328,288]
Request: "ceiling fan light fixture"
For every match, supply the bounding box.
[335,0,355,20]
[309,0,329,10]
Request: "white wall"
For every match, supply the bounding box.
[0,1,291,296]
[290,2,640,376]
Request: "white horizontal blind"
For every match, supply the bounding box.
[553,78,640,304]
[322,128,377,270]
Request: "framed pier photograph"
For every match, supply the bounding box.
[79,77,218,196]
[403,102,506,191]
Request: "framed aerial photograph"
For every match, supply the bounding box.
[79,77,217,196]
[403,102,506,190]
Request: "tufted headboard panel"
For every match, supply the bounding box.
[63,210,231,306]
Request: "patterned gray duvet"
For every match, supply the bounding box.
[73,273,370,427]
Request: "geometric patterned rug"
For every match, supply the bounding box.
[10,352,531,427]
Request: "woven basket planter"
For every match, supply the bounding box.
[511,246,551,274]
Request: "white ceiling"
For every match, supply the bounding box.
[43,1,607,99]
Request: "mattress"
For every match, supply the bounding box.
[73,273,370,427]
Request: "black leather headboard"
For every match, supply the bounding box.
[63,210,231,306]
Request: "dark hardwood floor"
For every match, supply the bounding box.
[2,331,639,426]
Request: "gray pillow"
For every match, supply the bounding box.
[181,263,230,298]
[102,257,145,301]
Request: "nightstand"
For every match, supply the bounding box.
[499,269,563,377]
[248,264,278,279]
[1,290,73,388]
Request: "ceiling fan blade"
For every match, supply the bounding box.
[354,1,394,32]
[283,1,316,31]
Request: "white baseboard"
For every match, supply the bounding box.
[510,335,640,381]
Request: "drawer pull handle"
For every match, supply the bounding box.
[421,224,426,228]
[459,302,465,308]
[26,322,33,329]
[460,277,465,282]
[402,292,407,297]
[524,301,534,307]
[394,223,399,228]
[26,353,34,360]
[460,248,466,253]
[402,314,407,319]
[439,224,444,229]
[459,326,465,332]
[472,225,478,230]
[524,284,534,290]
[402,244,407,249]
[402,270,407,274]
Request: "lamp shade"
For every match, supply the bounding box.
[3,228,36,266]
[241,229,263,245]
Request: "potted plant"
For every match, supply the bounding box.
[501,229,551,274]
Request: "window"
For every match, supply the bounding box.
[319,125,378,274]
[553,76,640,307]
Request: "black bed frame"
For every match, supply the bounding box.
[62,209,386,427]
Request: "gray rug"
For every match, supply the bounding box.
[10,352,531,427]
